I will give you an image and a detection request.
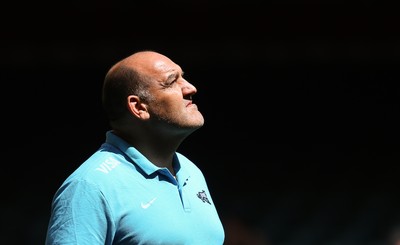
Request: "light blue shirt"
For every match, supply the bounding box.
[46,131,225,245]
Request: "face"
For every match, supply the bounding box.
[135,52,204,134]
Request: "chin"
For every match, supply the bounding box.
[187,119,204,129]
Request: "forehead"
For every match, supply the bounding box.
[122,52,184,86]
[132,52,181,75]
[152,60,184,81]
[153,59,179,73]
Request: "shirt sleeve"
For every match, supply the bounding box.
[45,179,115,245]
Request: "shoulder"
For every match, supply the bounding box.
[60,145,140,193]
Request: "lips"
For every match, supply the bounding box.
[187,103,198,110]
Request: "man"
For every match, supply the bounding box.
[45,50,225,244]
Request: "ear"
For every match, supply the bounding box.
[127,95,150,120]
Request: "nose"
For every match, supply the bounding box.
[182,79,197,95]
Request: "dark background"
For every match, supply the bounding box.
[2,1,400,245]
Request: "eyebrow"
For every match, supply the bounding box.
[166,71,181,83]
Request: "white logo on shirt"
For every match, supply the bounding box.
[141,197,157,209]
[95,157,121,174]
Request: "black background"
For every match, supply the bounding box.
[2,1,400,244]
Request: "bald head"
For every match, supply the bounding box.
[102,51,161,122]
[102,49,204,146]
[117,51,177,79]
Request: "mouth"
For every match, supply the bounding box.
[186,101,193,107]
[184,95,196,108]
[188,103,198,110]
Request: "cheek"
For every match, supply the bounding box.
[154,93,183,109]
[149,97,182,116]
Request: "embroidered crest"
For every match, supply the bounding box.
[197,190,211,204]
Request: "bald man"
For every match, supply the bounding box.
[45,50,225,245]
